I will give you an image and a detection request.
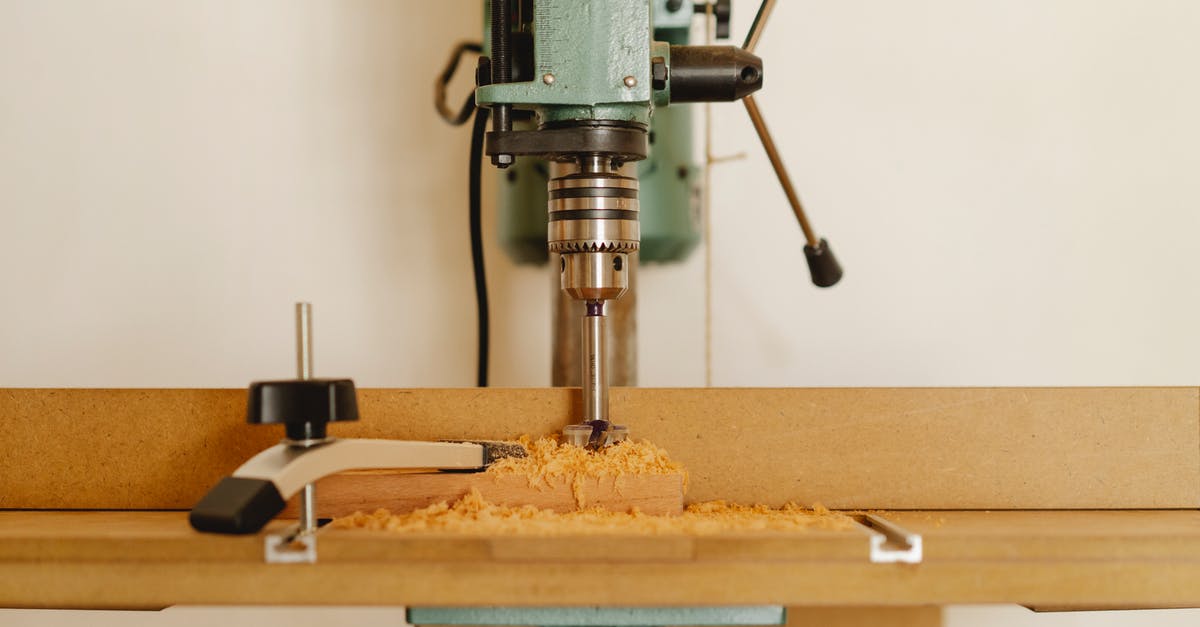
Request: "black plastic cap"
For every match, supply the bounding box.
[247,379,358,440]
[668,45,763,103]
[804,238,843,288]
[189,477,286,534]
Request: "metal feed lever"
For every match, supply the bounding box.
[737,0,842,287]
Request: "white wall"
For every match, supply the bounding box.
[704,0,1200,388]
[1,0,1198,625]
[2,0,1197,389]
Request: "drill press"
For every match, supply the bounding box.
[473,0,837,447]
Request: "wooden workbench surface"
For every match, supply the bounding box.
[2,510,1199,609]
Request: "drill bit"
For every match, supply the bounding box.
[582,300,612,450]
[441,439,528,466]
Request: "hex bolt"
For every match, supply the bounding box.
[651,58,668,90]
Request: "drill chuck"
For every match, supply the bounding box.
[548,159,640,302]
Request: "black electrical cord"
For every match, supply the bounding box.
[469,106,491,387]
[435,41,483,126]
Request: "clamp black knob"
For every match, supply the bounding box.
[247,302,359,441]
[247,378,358,441]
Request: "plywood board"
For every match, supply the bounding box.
[0,511,872,564]
[3,511,1200,609]
[885,510,1200,561]
[11,559,1200,610]
[278,472,685,518]
[1,387,1196,510]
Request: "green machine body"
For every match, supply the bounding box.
[488,1,705,265]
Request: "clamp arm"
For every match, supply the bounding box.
[189,440,488,535]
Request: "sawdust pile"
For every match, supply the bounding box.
[331,436,854,534]
[485,436,687,505]
[330,488,856,535]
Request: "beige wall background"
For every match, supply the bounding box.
[1,0,1198,625]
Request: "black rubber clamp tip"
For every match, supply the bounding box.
[189,477,286,535]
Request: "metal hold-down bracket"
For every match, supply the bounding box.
[856,514,923,564]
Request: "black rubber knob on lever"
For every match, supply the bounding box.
[804,238,843,288]
[247,378,359,441]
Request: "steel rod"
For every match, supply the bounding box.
[743,0,777,54]
[298,484,317,533]
[582,301,608,424]
[294,301,317,534]
[743,95,818,247]
[490,0,513,135]
[295,302,313,381]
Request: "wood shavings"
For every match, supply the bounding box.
[330,488,856,535]
[485,436,688,507]
[330,436,852,533]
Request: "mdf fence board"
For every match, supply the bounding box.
[628,387,1200,509]
[1,387,1196,510]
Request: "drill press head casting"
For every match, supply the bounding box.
[476,0,764,444]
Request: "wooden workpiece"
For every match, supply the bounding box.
[1,510,1200,609]
[279,472,685,518]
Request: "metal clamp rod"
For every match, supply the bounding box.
[293,302,317,534]
[295,302,313,380]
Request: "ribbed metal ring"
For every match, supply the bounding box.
[549,176,639,191]
[548,219,640,245]
[549,196,640,212]
[548,240,640,253]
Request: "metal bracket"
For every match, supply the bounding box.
[264,525,317,564]
[857,514,923,564]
